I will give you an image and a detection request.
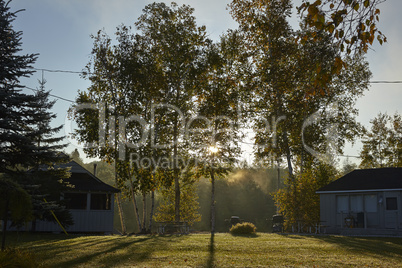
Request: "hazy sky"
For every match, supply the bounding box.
[9,0,402,165]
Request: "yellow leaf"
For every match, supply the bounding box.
[328,24,335,34]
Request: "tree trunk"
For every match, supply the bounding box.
[115,193,126,235]
[142,192,147,233]
[210,166,216,234]
[281,130,300,221]
[210,121,219,234]
[110,108,126,235]
[173,115,180,223]
[174,170,180,223]
[276,159,281,214]
[31,218,37,232]
[130,188,142,233]
[114,159,126,234]
[1,198,9,251]
[148,190,155,233]
[281,133,293,175]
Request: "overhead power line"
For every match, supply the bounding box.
[33,68,89,75]
[338,155,361,158]
[370,81,402,84]
[24,86,75,103]
[23,67,402,104]
[33,67,402,84]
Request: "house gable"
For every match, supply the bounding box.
[59,161,119,193]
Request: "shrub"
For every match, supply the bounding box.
[0,248,42,268]
[229,222,257,235]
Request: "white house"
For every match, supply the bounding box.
[317,168,402,236]
[8,161,119,234]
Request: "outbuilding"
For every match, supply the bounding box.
[9,161,119,234]
[317,167,402,236]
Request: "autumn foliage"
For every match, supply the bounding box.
[272,164,338,231]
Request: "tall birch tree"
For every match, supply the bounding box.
[135,2,208,222]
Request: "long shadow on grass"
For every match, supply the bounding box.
[55,235,180,268]
[53,237,152,267]
[205,233,215,268]
[7,232,73,246]
[25,236,119,257]
[310,235,402,262]
[203,233,259,267]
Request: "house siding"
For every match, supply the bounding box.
[6,193,116,234]
[383,191,402,229]
[3,161,119,234]
[51,193,115,233]
[320,190,402,235]
[320,194,334,230]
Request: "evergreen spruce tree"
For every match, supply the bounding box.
[21,79,73,231]
[0,0,72,242]
[0,0,38,173]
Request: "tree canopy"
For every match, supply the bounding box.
[71,0,386,233]
[298,0,386,55]
[229,0,371,176]
[360,113,402,168]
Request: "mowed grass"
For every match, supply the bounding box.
[4,232,402,267]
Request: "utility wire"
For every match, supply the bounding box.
[33,67,402,84]
[370,81,402,84]
[24,86,75,103]
[24,67,402,104]
[338,155,361,158]
[33,68,90,75]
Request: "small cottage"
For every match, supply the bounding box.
[317,167,402,236]
[11,161,119,234]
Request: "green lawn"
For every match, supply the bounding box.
[3,232,402,267]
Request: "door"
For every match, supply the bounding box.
[384,193,399,229]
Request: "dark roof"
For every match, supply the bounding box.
[59,161,119,193]
[317,168,402,193]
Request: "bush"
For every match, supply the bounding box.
[0,248,42,268]
[229,222,257,235]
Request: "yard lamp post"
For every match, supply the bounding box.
[209,145,218,234]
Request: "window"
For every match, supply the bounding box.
[350,195,363,212]
[337,195,349,213]
[386,197,398,210]
[64,193,87,210]
[364,195,377,212]
[90,193,111,210]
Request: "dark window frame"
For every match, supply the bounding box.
[64,192,87,210]
[386,197,398,210]
[90,193,111,210]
